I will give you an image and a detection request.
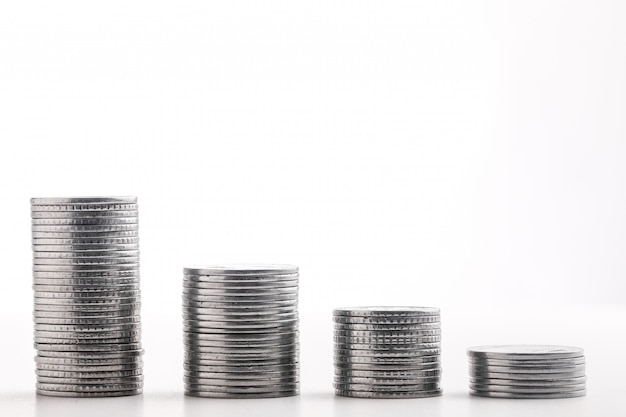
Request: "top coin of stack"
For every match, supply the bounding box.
[467,345,586,399]
[31,197,143,398]
[182,264,300,398]
[333,307,442,399]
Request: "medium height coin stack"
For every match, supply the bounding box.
[31,197,143,397]
[467,345,586,399]
[333,307,442,398]
[183,265,300,398]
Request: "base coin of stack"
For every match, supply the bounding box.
[182,265,299,398]
[467,345,586,399]
[31,197,143,397]
[333,306,442,399]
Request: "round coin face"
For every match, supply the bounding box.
[31,197,137,205]
[333,307,440,317]
[183,265,298,276]
[467,345,584,360]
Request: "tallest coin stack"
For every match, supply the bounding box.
[31,197,143,397]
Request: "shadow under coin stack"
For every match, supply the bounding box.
[182,265,300,398]
[31,197,143,397]
[333,307,442,398]
[467,345,586,399]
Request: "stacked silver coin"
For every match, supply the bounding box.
[31,197,143,397]
[333,307,442,398]
[467,345,586,399]
[183,265,299,398]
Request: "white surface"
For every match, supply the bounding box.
[0,0,625,415]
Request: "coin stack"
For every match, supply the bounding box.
[31,197,143,397]
[333,307,442,398]
[467,345,586,399]
[183,265,300,398]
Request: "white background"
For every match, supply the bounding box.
[0,0,625,416]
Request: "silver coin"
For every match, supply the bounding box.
[470,370,587,380]
[334,336,440,345]
[183,383,298,393]
[334,323,440,331]
[33,249,139,258]
[335,336,441,346]
[183,329,297,339]
[335,368,442,378]
[184,273,298,282]
[183,280,298,290]
[334,307,439,317]
[34,315,140,325]
[184,369,298,378]
[183,350,298,361]
[33,284,140,293]
[184,357,298,367]
[35,336,141,345]
[183,362,299,372]
[35,289,140,298]
[335,348,440,358]
[185,390,297,399]
[467,345,584,360]
[184,318,297,328]
[35,342,142,352]
[335,389,441,399]
[469,364,586,374]
[334,329,441,338]
[31,210,138,219]
[34,324,140,333]
[32,224,140,233]
[184,340,298,350]
[31,202,138,211]
[333,382,441,392]
[469,357,586,367]
[183,306,297,316]
[36,382,142,392]
[183,326,297,335]
[36,369,142,378]
[34,301,141,315]
[184,265,298,276]
[37,388,142,397]
[37,376,144,386]
[33,259,139,267]
[334,376,441,386]
[470,383,585,394]
[33,276,140,291]
[182,293,297,302]
[33,243,139,252]
[334,343,441,353]
[184,376,299,387]
[184,341,298,352]
[32,232,139,241]
[335,361,442,372]
[33,270,139,279]
[33,263,139,271]
[183,287,298,296]
[469,389,586,399]
[32,217,138,226]
[182,300,297,309]
[334,355,440,365]
[184,312,298,322]
[36,362,142,372]
[33,236,139,245]
[469,376,587,387]
[35,295,139,303]
[36,349,144,359]
[32,197,137,205]
[36,356,142,366]
[334,316,440,325]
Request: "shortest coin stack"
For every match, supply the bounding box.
[333,307,442,399]
[467,345,586,399]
